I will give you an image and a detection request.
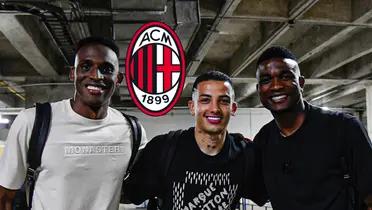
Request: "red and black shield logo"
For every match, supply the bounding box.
[125,22,186,116]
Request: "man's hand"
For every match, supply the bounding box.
[366,194,372,210]
[0,185,17,210]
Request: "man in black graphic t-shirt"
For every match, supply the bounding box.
[124,71,267,209]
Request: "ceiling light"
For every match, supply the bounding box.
[0,115,9,124]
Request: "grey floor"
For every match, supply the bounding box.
[119,204,145,210]
[119,203,273,210]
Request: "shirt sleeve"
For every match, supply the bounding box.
[242,135,269,206]
[139,123,148,150]
[0,108,35,189]
[345,116,372,201]
[123,134,164,204]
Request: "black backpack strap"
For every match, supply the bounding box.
[148,129,183,210]
[122,113,142,180]
[26,102,52,208]
[162,129,183,178]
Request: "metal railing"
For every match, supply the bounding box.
[238,199,273,210]
[131,199,273,210]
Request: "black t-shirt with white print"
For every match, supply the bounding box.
[165,128,244,210]
[124,127,267,210]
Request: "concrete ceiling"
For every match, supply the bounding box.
[0,0,371,113]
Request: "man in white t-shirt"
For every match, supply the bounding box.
[0,37,147,210]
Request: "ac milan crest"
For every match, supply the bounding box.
[125,22,186,116]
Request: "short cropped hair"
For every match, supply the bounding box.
[192,70,234,101]
[76,36,119,58]
[257,46,297,67]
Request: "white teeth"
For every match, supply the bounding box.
[87,85,103,91]
[272,95,286,102]
[207,116,221,120]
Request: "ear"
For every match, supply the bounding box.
[116,72,124,86]
[231,102,237,116]
[299,76,305,90]
[188,100,195,116]
[69,66,75,81]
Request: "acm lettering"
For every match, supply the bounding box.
[139,29,172,46]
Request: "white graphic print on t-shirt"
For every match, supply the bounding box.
[172,171,238,210]
[64,143,126,156]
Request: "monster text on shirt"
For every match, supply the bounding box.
[64,143,126,156]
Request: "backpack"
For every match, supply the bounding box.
[13,102,143,210]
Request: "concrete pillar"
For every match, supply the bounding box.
[366,85,372,138]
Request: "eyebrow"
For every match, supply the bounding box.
[219,95,231,99]
[79,59,114,66]
[199,94,231,99]
[99,62,115,67]
[259,64,296,74]
[79,59,93,63]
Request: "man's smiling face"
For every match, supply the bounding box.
[256,57,304,113]
[189,80,237,135]
[70,43,122,108]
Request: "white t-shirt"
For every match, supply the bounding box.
[0,99,147,210]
